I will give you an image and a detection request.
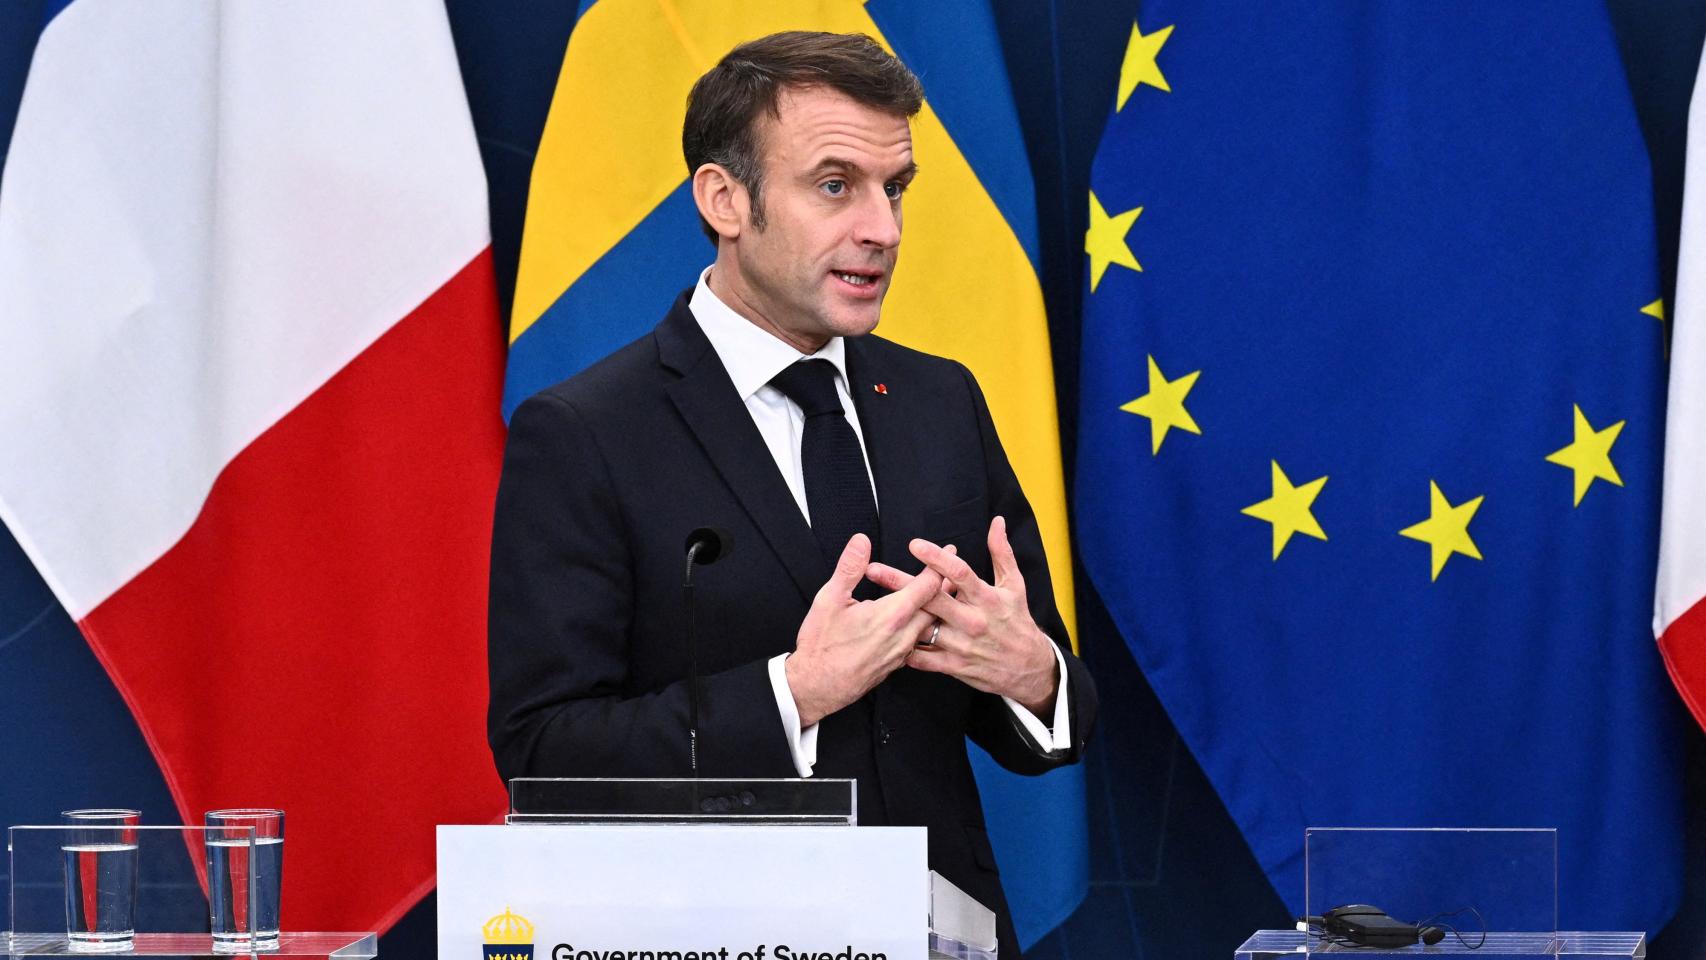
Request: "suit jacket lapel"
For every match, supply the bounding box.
[845,337,927,574]
[656,294,827,601]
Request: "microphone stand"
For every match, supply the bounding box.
[683,542,705,783]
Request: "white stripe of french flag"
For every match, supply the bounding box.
[1657,35,1706,732]
[0,0,507,932]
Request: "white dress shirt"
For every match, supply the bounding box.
[687,267,1071,776]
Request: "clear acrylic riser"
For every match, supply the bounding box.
[928,931,996,960]
[506,777,857,825]
[1234,930,1645,958]
[1,932,376,958]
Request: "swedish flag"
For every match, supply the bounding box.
[506,0,1087,945]
[1078,0,1682,931]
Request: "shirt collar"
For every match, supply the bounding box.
[689,266,850,401]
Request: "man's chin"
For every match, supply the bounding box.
[828,317,881,340]
[823,302,885,340]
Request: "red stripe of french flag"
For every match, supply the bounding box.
[1658,602,1706,727]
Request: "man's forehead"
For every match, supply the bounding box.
[767,85,912,165]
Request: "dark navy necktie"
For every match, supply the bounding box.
[769,359,879,565]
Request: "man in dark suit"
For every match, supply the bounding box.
[488,31,1096,956]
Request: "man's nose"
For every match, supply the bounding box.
[854,190,901,249]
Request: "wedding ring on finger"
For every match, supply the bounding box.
[920,623,940,647]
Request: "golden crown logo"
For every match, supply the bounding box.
[481,908,535,960]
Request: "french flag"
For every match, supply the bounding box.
[1660,36,1706,734]
[0,0,507,933]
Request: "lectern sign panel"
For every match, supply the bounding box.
[437,825,927,960]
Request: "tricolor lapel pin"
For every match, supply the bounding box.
[873,383,888,395]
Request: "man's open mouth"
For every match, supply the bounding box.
[831,269,881,287]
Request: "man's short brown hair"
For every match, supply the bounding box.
[682,31,924,243]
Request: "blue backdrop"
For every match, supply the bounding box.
[3,2,1704,957]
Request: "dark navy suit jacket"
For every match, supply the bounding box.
[487,292,1097,954]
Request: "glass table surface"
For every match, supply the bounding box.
[1235,930,1644,958]
[1,933,376,958]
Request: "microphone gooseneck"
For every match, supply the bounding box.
[682,528,732,778]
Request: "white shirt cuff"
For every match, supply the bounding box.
[1000,641,1071,754]
[768,653,819,777]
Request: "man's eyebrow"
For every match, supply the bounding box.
[805,156,920,182]
[804,156,860,178]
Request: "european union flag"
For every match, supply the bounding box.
[1076,1,1683,931]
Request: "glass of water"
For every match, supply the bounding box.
[60,808,140,953]
[204,808,284,952]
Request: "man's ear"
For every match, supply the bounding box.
[691,163,747,241]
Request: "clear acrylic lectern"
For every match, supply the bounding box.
[1234,828,1644,958]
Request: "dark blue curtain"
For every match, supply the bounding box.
[3,2,1703,956]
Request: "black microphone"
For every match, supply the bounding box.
[684,527,731,572]
[683,528,732,776]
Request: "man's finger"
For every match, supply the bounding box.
[897,603,937,648]
[865,562,979,633]
[865,541,959,593]
[988,516,1024,590]
[923,588,987,634]
[884,559,946,618]
[868,562,965,603]
[906,644,955,673]
[864,561,912,593]
[819,532,872,601]
[910,538,990,603]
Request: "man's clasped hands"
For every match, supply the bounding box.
[783,515,1060,728]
